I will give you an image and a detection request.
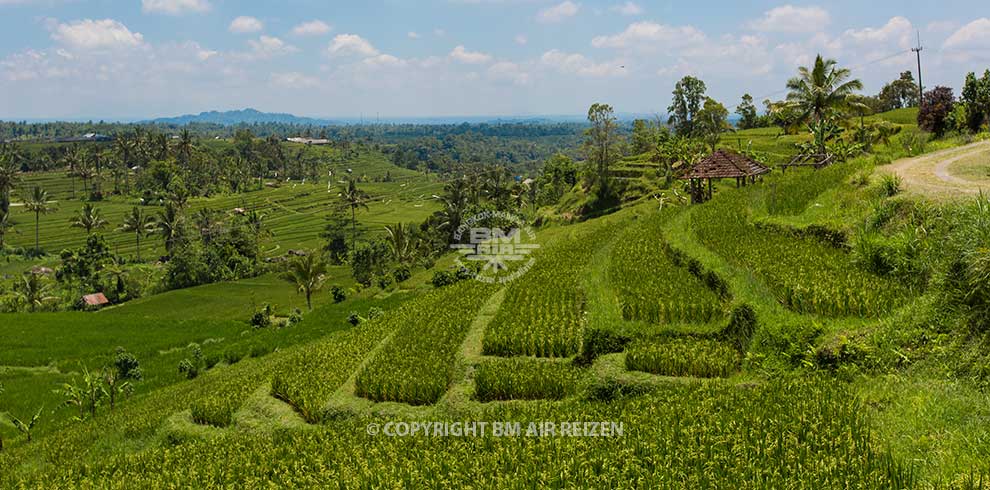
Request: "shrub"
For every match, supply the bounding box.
[178,359,199,380]
[367,307,384,321]
[430,270,457,288]
[879,174,902,197]
[223,350,244,365]
[347,312,361,326]
[331,286,346,303]
[393,267,411,283]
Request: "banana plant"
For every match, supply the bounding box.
[10,406,43,442]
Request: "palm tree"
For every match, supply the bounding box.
[786,55,863,124]
[0,210,12,250]
[339,179,369,251]
[176,129,194,168]
[152,202,184,256]
[70,203,108,236]
[384,222,416,265]
[0,154,20,218]
[62,146,80,199]
[436,179,470,242]
[17,271,56,312]
[23,186,56,255]
[282,251,327,310]
[118,207,155,261]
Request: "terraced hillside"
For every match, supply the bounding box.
[5,147,439,258]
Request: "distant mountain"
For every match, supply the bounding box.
[147,108,339,126]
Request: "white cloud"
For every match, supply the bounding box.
[515,34,528,45]
[541,49,623,77]
[610,1,642,16]
[328,33,379,57]
[292,20,331,37]
[50,19,145,50]
[246,36,297,59]
[434,28,446,37]
[537,1,579,24]
[591,21,706,50]
[488,61,530,85]
[362,54,406,68]
[229,16,264,34]
[271,72,320,89]
[748,5,829,33]
[843,16,913,48]
[141,0,211,15]
[927,20,958,34]
[944,18,990,53]
[408,31,421,39]
[449,45,492,64]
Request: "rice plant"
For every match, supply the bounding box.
[693,190,910,317]
[609,213,727,324]
[189,398,234,428]
[473,358,583,401]
[354,282,494,405]
[483,220,623,358]
[625,337,740,378]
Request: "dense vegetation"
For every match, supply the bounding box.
[3,56,990,489]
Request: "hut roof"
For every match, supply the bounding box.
[678,149,770,180]
[81,293,110,307]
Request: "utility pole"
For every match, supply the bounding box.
[912,30,924,105]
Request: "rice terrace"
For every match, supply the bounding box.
[2,1,990,488]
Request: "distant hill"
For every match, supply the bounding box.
[147,108,339,126]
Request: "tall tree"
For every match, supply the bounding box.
[0,145,22,219]
[735,94,759,130]
[878,71,919,111]
[118,207,155,261]
[23,186,56,255]
[696,98,732,152]
[0,211,12,250]
[152,202,185,256]
[785,54,863,123]
[282,251,327,310]
[667,76,707,136]
[70,203,109,236]
[918,86,955,138]
[583,103,621,193]
[339,179,369,251]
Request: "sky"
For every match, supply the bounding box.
[0,0,988,120]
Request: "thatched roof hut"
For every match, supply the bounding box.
[678,149,770,203]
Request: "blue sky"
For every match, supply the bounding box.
[0,0,988,120]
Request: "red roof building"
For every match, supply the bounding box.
[81,293,110,308]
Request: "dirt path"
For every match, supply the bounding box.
[883,140,990,198]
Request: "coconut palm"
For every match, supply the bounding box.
[152,202,184,256]
[70,203,109,236]
[118,207,155,261]
[0,210,12,250]
[339,179,369,250]
[0,155,20,218]
[384,222,416,265]
[23,186,56,255]
[17,271,56,312]
[786,55,864,124]
[282,251,327,310]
